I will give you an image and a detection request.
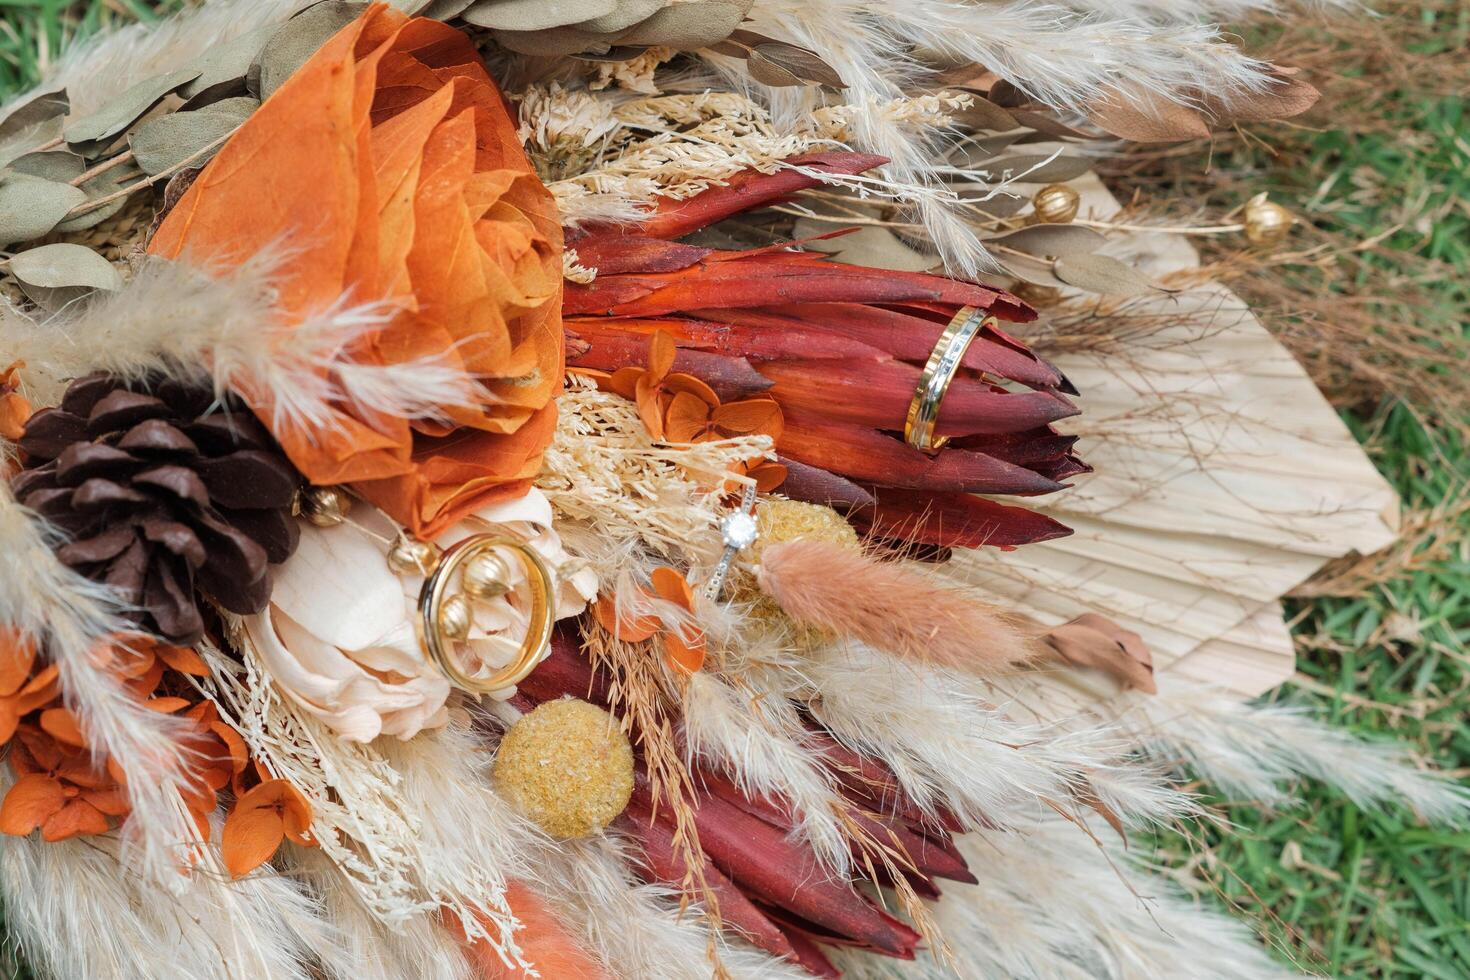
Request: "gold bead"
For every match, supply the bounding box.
[1243,194,1293,247]
[300,486,351,527]
[438,593,473,642]
[387,537,442,577]
[462,551,511,599]
[1031,184,1080,224]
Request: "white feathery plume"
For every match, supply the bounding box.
[797,641,1195,830]
[829,820,1294,980]
[284,848,474,980]
[680,669,853,874]
[0,485,201,885]
[1113,677,1470,822]
[0,254,480,433]
[531,835,812,980]
[0,770,347,979]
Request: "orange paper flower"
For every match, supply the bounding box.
[221,778,315,878]
[591,566,706,674]
[0,361,31,444]
[148,4,564,538]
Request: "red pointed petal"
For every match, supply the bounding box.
[850,489,1073,549]
[774,457,876,510]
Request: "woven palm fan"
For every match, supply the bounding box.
[0,3,1458,980]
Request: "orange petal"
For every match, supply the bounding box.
[222,805,285,878]
[663,631,706,675]
[41,798,110,842]
[38,707,85,748]
[0,629,37,698]
[210,721,251,775]
[649,567,695,610]
[279,782,315,846]
[662,373,720,407]
[648,331,676,381]
[0,774,64,836]
[0,701,19,747]
[15,663,58,714]
[81,785,131,818]
[144,697,193,714]
[155,645,210,677]
[607,367,645,401]
[633,377,666,442]
[591,595,658,643]
[712,399,782,436]
[664,391,712,444]
[748,461,789,493]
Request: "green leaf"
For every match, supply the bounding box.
[253,2,365,102]
[8,150,87,182]
[129,98,256,176]
[62,69,201,146]
[1052,253,1157,296]
[463,0,617,31]
[8,242,122,312]
[54,162,144,234]
[0,173,88,246]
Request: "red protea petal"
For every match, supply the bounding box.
[774,458,876,510]
[851,488,1073,549]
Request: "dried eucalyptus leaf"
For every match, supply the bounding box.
[794,223,937,273]
[463,0,616,30]
[8,151,86,182]
[748,42,843,87]
[62,70,201,146]
[985,224,1107,258]
[618,1,744,49]
[1052,253,1156,296]
[952,97,1017,134]
[255,2,365,101]
[130,99,254,176]
[492,26,617,56]
[987,153,1095,184]
[410,0,477,16]
[995,251,1069,289]
[54,163,143,234]
[946,131,1025,168]
[0,174,88,246]
[180,25,275,106]
[746,49,805,87]
[9,243,122,311]
[0,89,69,168]
[573,0,666,33]
[573,46,655,62]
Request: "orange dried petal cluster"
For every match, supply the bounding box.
[592,566,706,674]
[589,331,787,493]
[0,630,313,870]
[149,4,564,539]
[0,360,31,446]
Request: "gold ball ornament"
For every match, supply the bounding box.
[1243,195,1293,247]
[387,537,442,577]
[438,593,474,642]
[299,486,352,527]
[1031,184,1081,224]
[493,698,634,839]
[462,551,511,599]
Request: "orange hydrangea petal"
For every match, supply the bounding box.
[648,331,676,382]
[0,629,36,698]
[591,594,659,643]
[155,645,210,677]
[144,697,193,714]
[0,774,64,836]
[664,390,713,443]
[81,785,131,818]
[607,367,644,401]
[41,798,110,842]
[38,707,85,748]
[649,567,695,610]
[662,373,720,408]
[0,701,20,747]
[279,783,315,846]
[714,398,783,438]
[748,461,789,493]
[222,805,285,878]
[633,375,666,442]
[209,721,251,775]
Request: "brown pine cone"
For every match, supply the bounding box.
[13,374,303,644]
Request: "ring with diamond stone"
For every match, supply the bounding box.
[702,484,759,600]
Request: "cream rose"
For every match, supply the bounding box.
[246,489,597,742]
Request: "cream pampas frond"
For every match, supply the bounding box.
[0,487,200,885]
[0,254,480,436]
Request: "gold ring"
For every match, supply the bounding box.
[416,535,556,695]
[904,306,993,453]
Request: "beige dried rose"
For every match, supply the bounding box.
[246,488,597,742]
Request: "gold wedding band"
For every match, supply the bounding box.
[416,535,555,695]
[904,306,994,453]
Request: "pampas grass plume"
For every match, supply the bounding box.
[755,540,1033,672]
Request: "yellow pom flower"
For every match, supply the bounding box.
[493,698,634,839]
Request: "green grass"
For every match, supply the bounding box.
[1,3,1467,979]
